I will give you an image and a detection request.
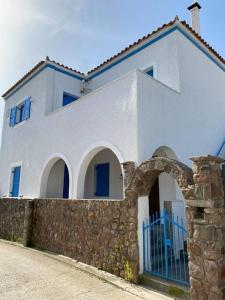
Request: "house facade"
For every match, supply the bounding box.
[0,5,225,255]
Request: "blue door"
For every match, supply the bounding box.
[95,163,109,197]
[11,166,21,197]
[63,164,69,199]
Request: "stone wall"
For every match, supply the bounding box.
[1,155,225,299]
[186,157,225,300]
[0,198,27,241]
[0,197,139,282]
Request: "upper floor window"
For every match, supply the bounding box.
[9,96,31,127]
[145,67,154,77]
[62,92,79,107]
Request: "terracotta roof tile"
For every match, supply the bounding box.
[46,57,85,76]
[87,18,178,74]
[2,58,85,98]
[180,20,225,66]
[2,18,225,98]
[2,60,45,98]
[87,18,225,75]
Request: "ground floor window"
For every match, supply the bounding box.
[10,166,21,197]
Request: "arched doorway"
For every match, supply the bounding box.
[40,156,71,199]
[84,148,123,199]
[149,146,181,218]
[126,154,193,285]
[77,146,123,199]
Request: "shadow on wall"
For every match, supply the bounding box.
[40,156,70,199]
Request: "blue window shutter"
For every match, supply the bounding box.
[11,166,21,197]
[9,107,17,127]
[95,163,109,197]
[22,97,31,120]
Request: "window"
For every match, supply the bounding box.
[10,166,21,197]
[62,92,79,107]
[9,96,31,127]
[146,68,154,77]
[95,163,109,197]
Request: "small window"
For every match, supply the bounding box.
[62,92,79,107]
[146,68,154,77]
[95,163,109,197]
[9,96,31,127]
[10,166,21,197]
[16,102,25,123]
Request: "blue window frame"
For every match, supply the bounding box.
[62,92,79,107]
[146,68,154,77]
[95,163,109,197]
[10,166,21,197]
[9,96,31,127]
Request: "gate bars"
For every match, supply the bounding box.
[143,209,189,286]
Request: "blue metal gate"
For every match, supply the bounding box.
[143,209,189,286]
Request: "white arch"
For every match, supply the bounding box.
[39,152,73,198]
[74,141,124,199]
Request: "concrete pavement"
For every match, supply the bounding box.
[0,240,173,300]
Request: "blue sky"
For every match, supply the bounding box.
[0,0,224,135]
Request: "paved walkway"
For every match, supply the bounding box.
[0,241,172,300]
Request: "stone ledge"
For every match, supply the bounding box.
[185,199,223,208]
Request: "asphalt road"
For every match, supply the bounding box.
[0,241,171,300]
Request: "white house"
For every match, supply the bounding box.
[0,3,225,228]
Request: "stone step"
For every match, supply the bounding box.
[139,274,190,300]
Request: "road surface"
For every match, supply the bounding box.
[0,241,171,300]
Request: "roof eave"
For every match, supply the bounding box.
[87,20,178,77]
[176,21,225,72]
[2,60,85,100]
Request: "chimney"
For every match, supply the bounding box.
[188,2,201,34]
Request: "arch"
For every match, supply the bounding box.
[127,156,193,197]
[149,146,180,215]
[39,153,72,198]
[75,141,124,199]
[152,145,178,160]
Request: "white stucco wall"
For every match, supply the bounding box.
[0,70,138,198]
[45,68,82,114]
[84,149,123,199]
[159,173,176,209]
[138,196,149,274]
[136,35,225,166]
[90,30,180,92]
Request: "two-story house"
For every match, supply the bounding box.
[0,3,225,235]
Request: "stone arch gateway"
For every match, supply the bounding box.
[122,155,225,299]
[123,156,194,198]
